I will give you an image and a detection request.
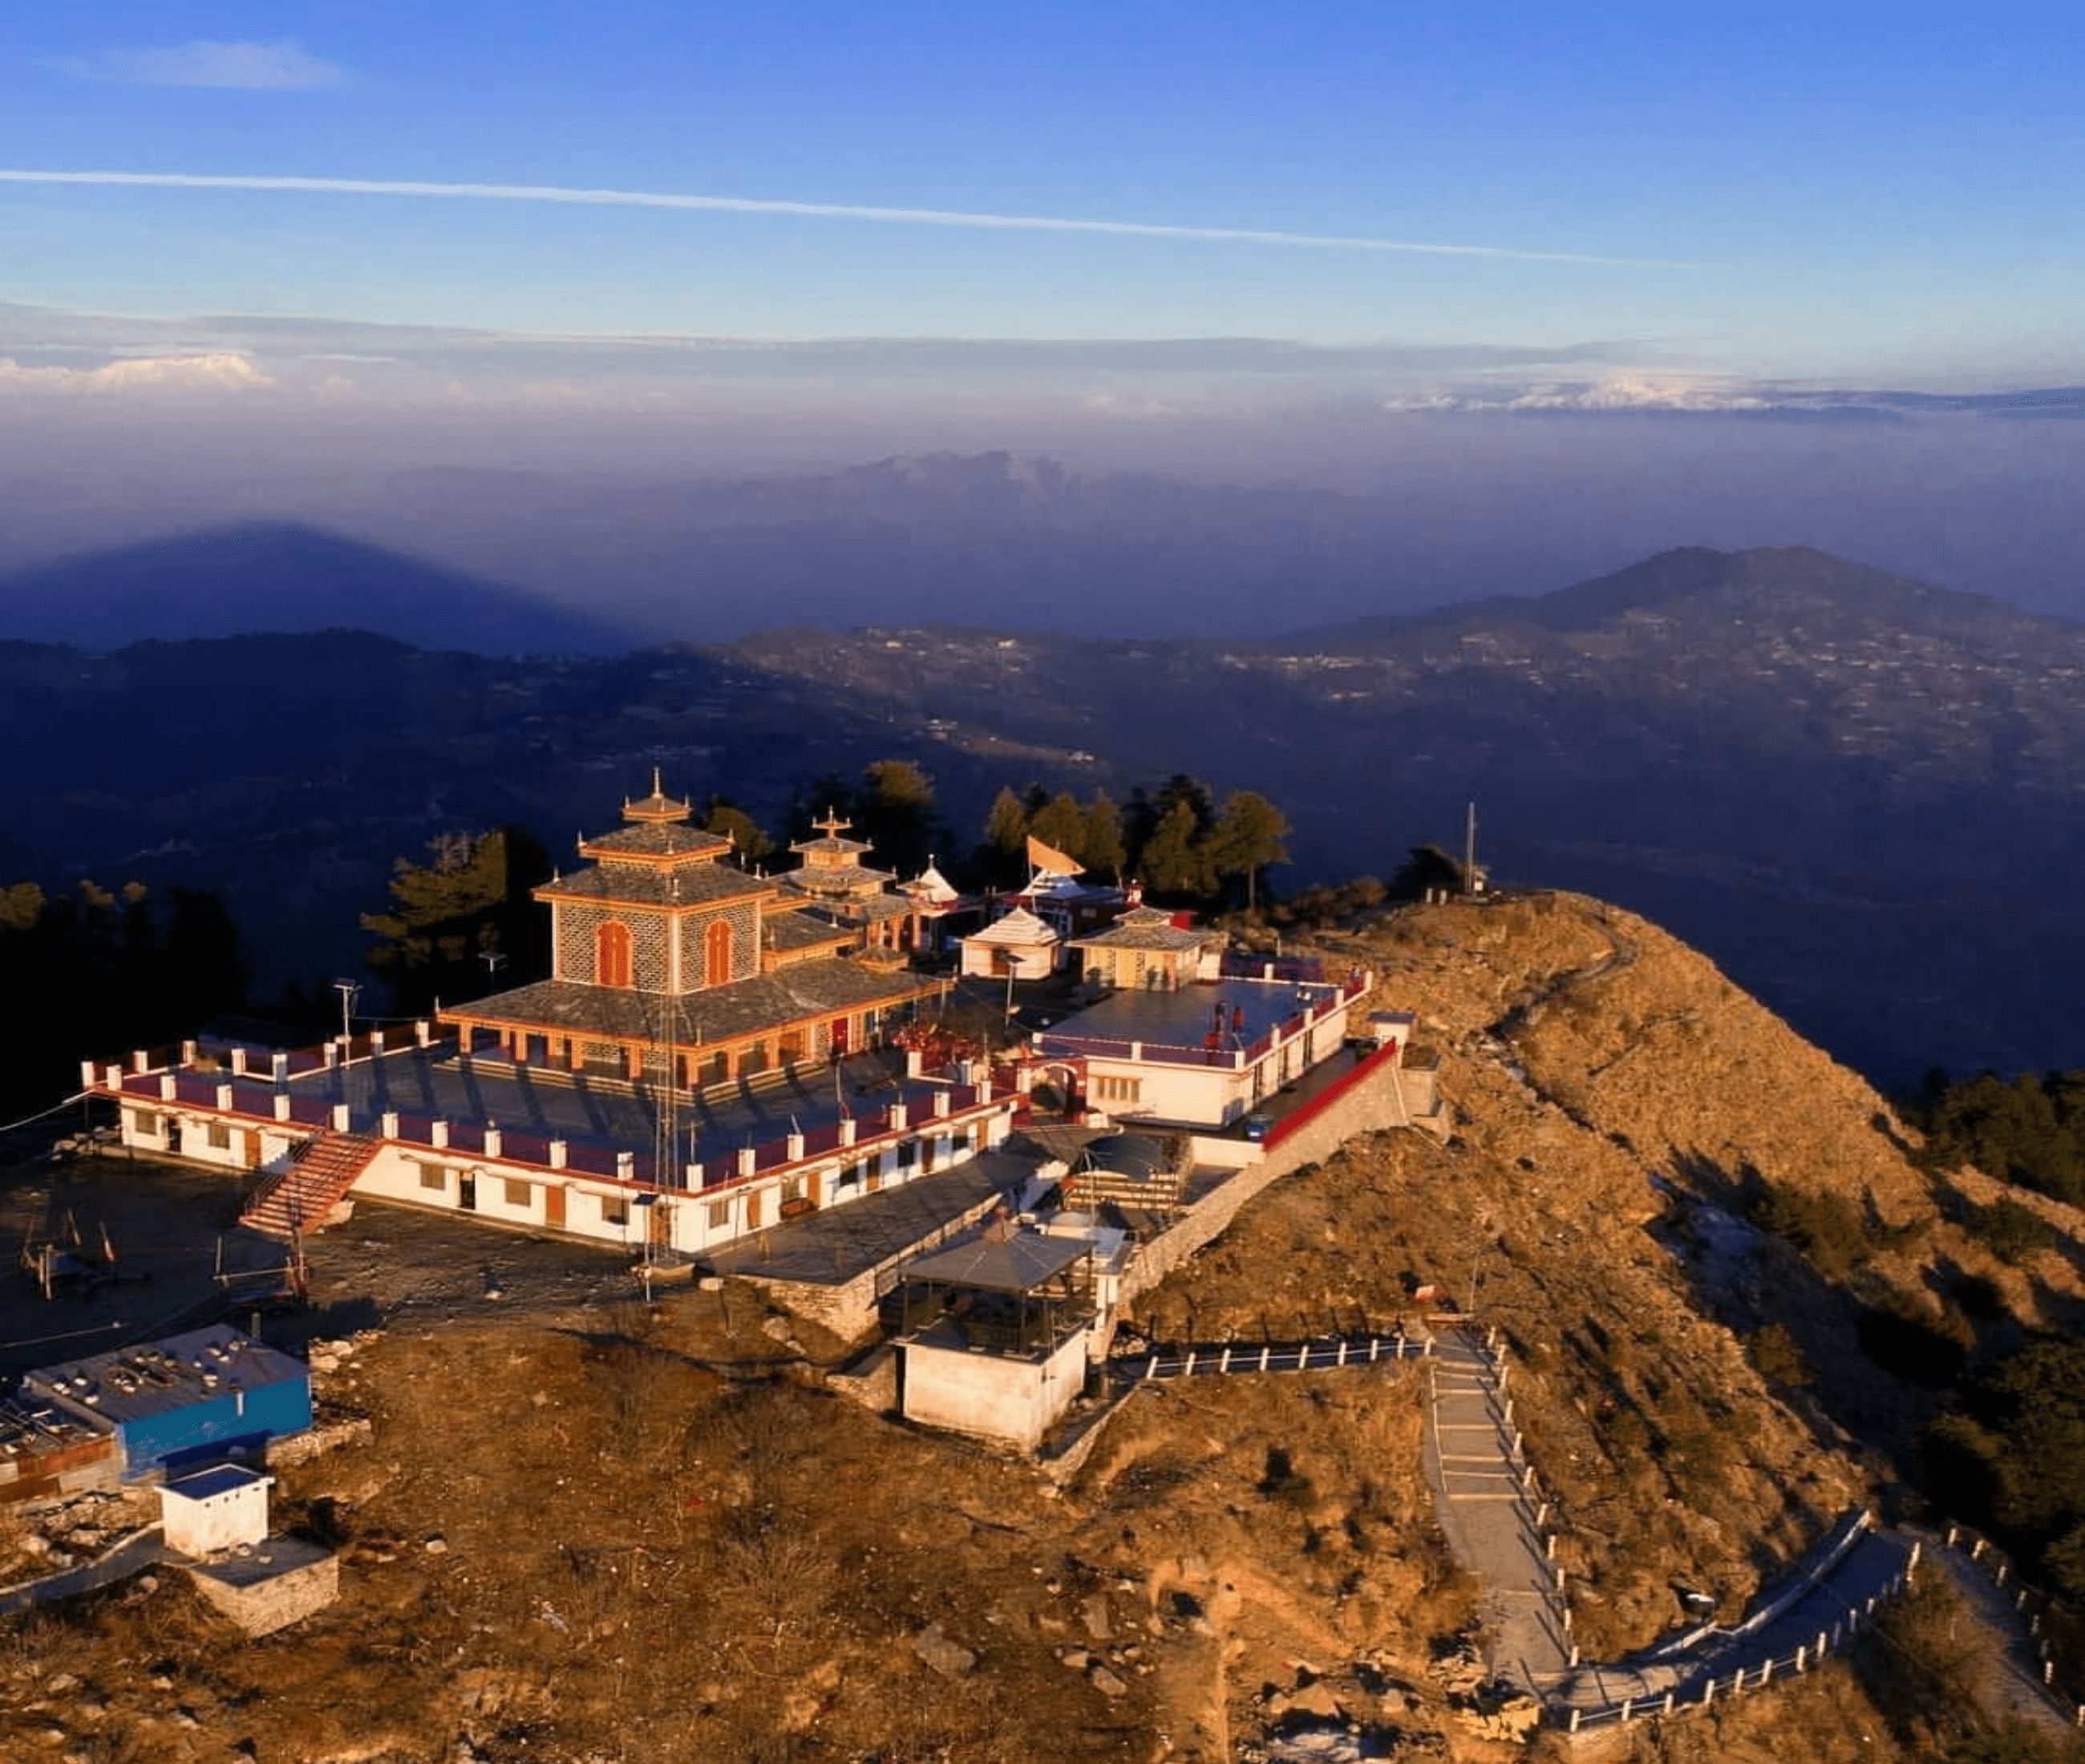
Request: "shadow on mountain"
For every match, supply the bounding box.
[0,522,637,656]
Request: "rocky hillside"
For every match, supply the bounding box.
[2,892,2079,1764]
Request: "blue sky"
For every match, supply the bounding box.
[2,2,2083,413]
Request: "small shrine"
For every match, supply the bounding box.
[1067,904,1224,991]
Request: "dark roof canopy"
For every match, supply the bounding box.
[903,1231,1091,1294]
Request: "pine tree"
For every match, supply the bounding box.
[857,759,941,876]
[703,796,774,865]
[981,787,1031,867]
[1138,800,1211,899]
[1206,790,1290,909]
[1026,792,1089,864]
[1083,790,1127,883]
[362,827,551,1014]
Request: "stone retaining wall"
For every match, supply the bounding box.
[1121,1063,1440,1311]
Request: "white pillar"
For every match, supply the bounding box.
[549,1139,568,1170]
[933,1089,950,1117]
[272,1052,289,1082]
[617,1151,637,1182]
[273,1094,291,1122]
[132,1050,150,1073]
[484,1125,502,1158]
[159,1074,176,1101]
[415,1019,431,1048]
[889,1102,909,1131]
[228,1046,247,1076]
[786,1132,805,1162]
[380,1111,399,1138]
[215,1083,233,1110]
[840,1117,858,1146]
[431,1119,450,1147]
[331,1103,350,1131]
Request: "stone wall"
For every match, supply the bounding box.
[1120,1064,1443,1312]
[184,1542,338,1636]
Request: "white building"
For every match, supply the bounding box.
[958,907,1062,981]
[1031,968,1369,1129]
[160,1463,272,1557]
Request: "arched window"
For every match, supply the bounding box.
[703,918,735,988]
[596,920,634,988]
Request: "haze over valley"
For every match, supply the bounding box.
[0,532,2077,1089]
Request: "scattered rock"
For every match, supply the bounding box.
[424,1535,450,1555]
[912,1623,976,1677]
[1080,1593,1111,1639]
[1088,1665,1129,1698]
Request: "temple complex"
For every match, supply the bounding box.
[440,783,945,1087]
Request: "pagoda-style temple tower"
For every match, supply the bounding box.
[779,810,913,952]
[441,779,945,1087]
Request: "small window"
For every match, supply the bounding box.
[706,1198,732,1230]
[134,1111,162,1138]
[601,1195,630,1227]
[895,1137,919,1170]
[419,1163,447,1192]
[504,1179,532,1208]
[206,1122,233,1151]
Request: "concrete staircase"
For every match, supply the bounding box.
[241,1131,381,1238]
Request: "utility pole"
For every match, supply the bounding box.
[333,978,360,1044]
[1463,801,1480,896]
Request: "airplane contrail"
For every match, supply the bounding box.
[0,168,1700,269]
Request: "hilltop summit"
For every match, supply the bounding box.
[10,888,2080,1760]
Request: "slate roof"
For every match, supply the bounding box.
[784,863,895,896]
[903,863,958,902]
[581,823,735,860]
[537,864,773,908]
[763,910,856,953]
[446,961,945,1046]
[966,907,1060,946]
[1069,920,1215,953]
[902,1230,1093,1294]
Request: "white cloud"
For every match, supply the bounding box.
[63,40,344,91]
[0,353,275,394]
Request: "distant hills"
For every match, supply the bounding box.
[1,537,2081,1086]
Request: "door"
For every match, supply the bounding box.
[545,1184,566,1229]
[458,1171,478,1212]
[649,1200,673,1250]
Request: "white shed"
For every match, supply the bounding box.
[160,1463,273,1557]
